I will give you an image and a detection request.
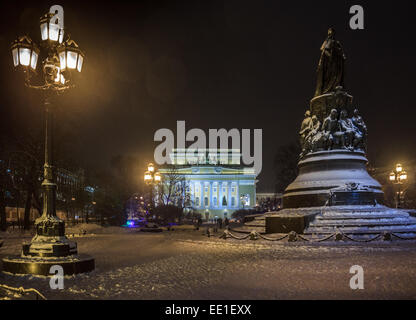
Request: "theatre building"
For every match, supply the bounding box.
[158,149,257,220]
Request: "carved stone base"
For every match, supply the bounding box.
[22,236,77,258]
[35,215,65,237]
[310,86,353,123]
[283,149,384,208]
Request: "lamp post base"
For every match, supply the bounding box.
[2,254,95,276]
[2,216,95,276]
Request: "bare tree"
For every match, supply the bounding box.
[157,165,192,210]
[274,141,301,193]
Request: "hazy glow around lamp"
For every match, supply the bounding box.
[148,163,155,173]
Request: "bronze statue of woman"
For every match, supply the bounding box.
[314,28,346,97]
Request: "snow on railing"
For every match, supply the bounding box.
[0,284,47,300]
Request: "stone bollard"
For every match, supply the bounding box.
[383,232,392,241]
[249,230,259,241]
[335,231,343,241]
[288,231,297,242]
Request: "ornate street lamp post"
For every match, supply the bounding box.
[389,163,408,208]
[144,163,161,216]
[2,5,94,275]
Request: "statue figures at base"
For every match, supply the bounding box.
[303,115,322,154]
[339,109,363,150]
[352,108,367,150]
[299,110,313,153]
[322,109,345,149]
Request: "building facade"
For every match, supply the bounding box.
[158,149,257,219]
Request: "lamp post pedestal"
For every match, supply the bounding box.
[2,98,94,276]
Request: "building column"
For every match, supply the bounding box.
[236,183,240,209]
[227,181,233,208]
[191,182,195,208]
[219,182,222,208]
[209,181,213,209]
[195,181,200,208]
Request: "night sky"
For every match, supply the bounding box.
[1,0,416,191]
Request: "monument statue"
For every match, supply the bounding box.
[237,28,416,240]
[314,28,346,97]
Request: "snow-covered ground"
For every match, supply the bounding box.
[1,226,416,299]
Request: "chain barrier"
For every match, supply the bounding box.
[220,228,416,243]
[340,232,382,243]
[391,233,416,241]
[0,284,47,300]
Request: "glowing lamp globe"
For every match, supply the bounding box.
[399,171,407,182]
[40,12,64,43]
[57,39,84,73]
[144,171,153,183]
[154,172,161,182]
[148,163,155,173]
[389,172,396,181]
[11,36,39,70]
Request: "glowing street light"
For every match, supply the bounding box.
[11,36,40,70]
[144,163,161,215]
[389,163,408,208]
[57,39,85,73]
[396,163,403,173]
[144,170,153,183]
[154,172,161,182]
[3,5,94,276]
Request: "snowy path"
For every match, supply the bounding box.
[1,230,416,299]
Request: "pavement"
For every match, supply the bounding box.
[1,227,416,299]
